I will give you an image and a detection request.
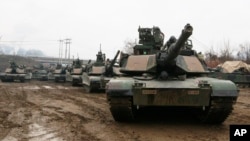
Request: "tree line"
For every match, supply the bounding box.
[205,41,250,68]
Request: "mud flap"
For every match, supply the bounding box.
[209,80,238,97]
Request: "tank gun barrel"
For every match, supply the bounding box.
[87,59,91,64]
[166,24,193,61]
[109,50,120,69]
[105,50,120,76]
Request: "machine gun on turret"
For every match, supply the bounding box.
[105,50,120,77]
[134,26,164,55]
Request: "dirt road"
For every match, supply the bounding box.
[0,81,249,141]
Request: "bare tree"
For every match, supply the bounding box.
[205,46,220,68]
[237,42,250,63]
[205,40,250,68]
[219,40,234,62]
[205,46,218,61]
[123,39,137,55]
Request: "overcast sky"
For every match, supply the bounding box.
[0,0,250,59]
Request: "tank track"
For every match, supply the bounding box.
[197,97,234,124]
[109,97,135,122]
[109,96,234,123]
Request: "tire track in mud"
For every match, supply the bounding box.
[1,82,65,140]
[25,83,141,141]
[23,84,100,140]
[64,94,142,141]
[50,88,141,141]
[0,86,17,140]
[2,81,250,141]
[0,82,230,141]
[22,83,213,141]
[0,85,33,140]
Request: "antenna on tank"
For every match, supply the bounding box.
[100,43,102,52]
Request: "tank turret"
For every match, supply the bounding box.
[120,24,196,77]
[158,24,193,62]
[94,48,106,66]
[86,49,106,75]
[8,60,26,74]
[156,24,195,79]
[72,58,82,68]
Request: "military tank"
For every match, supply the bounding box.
[32,64,49,81]
[82,49,121,93]
[106,24,238,124]
[71,58,91,86]
[208,61,250,88]
[53,63,68,82]
[0,60,27,82]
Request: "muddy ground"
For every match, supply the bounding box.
[0,80,249,141]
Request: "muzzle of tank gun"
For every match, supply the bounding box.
[183,23,193,34]
[166,23,193,61]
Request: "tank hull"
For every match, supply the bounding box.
[106,77,238,123]
[71,75,82,86]
[82,73,111,93]
[53,74,66,82]
[32,72,48,81]
[0,73,26,82]
[208,72,250,87]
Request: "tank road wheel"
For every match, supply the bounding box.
[20,78,25,83]
[7,79,14,82]
[72,79,79,86]
[109,97,135,122]
[72,81,77,86]
[196,98,233,124]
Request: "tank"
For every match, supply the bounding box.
[32,64,49,81]
[36,70,49,81]
[53,63,68,82]
[106,24,238,124]
[208,61,250,88]
[0,60,27,82]
[82,49,121,93]
[71,59,91,86]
